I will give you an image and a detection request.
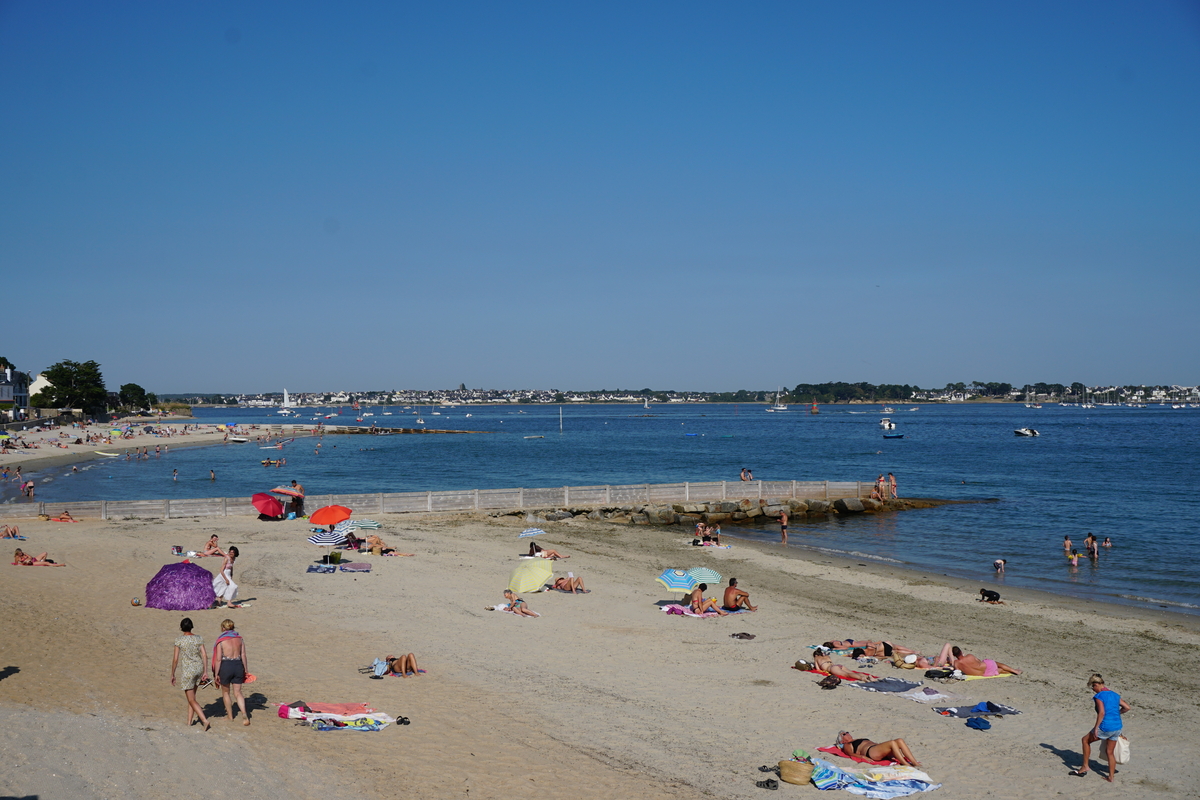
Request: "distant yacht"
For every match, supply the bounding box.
[766,388,788,412]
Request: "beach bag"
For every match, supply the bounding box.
[817,675,841,690]
[925,668,953,679]
[1115,735,1131,764]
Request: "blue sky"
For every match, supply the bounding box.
[2,1,1197,393]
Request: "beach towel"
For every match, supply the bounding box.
[810,759,941,798]
[304,702,375,715]
[850,677,924,693]
[312,716,392,731]
[933,702,1020,718]
[306,564,336,573]
[962,672,1014,681]
[809,645,856,655]
[339,563,372,572]
[662,603,749,618]
[899,686,965,705]
[818,746,899,767]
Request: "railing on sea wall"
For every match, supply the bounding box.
[0,479,870,520]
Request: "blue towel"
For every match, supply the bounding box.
[965,717,992,730]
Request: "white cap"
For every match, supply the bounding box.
[904,654,917,664]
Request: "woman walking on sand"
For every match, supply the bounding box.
[1071,673,1130,781]
[170,617,210,730]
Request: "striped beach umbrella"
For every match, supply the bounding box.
[519,527,546,538]
[307,529,348,547]
[508,559,553,593]
[686,567,722,585]
[655,569,698,594]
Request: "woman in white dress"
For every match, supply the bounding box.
[212,546,240,607]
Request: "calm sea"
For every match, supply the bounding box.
[8,403,1199,614]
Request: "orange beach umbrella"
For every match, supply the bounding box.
[309,505,352,526]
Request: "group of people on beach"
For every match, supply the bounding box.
[871,473,898,500]
[169,616,252,730]
[1065,532,1111,566]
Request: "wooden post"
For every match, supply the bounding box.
[824,481,829,500]
[605,486,611,504]
[722,481,727,500]
[685,482,689,501]
[757,481,763,499]
[519,487,524,509]
[101,500,108,520]
[474,489,479,510]
[791,480,796,499]
[645,484,650,503]
[564,486,569,505]
[222,497,228,517]
[164,499,170,519]
[427,491,432,512]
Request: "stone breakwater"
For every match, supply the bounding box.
[499,496,954,526]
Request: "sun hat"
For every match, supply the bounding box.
[904,654,918,664]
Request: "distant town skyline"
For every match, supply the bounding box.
[3,2,1197,391]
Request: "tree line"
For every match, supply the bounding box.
[15,358,158,414]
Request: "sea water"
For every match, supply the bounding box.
[8,403,1199,614]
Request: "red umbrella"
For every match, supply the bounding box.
[309,505,352,526]
[251,492,283,517]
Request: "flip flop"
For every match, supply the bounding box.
[1069,770,1088,777]
[755,778,779,790]
[397,716,411,725]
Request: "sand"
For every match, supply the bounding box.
[2,510,1198,799]
[0,419,235,472]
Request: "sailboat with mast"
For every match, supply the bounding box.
[766,388,789,412]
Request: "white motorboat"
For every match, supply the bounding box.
[1014,428,1039,437]
[880,417,896,430]
[882,406,895,413]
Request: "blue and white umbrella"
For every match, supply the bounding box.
[656,569,699,594]
[519,528,547,538]
[686,567,722,585]
[307,529,349,547]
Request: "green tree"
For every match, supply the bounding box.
[119,383,149,410]
[38,360,108,411]
[0,355,13,370]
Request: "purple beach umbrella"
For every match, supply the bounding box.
[144,561,216,611]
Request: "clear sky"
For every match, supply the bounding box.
[2,1,1197,394]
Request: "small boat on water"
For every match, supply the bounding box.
[1014,428,1039,437]
[880,418,896,430]
[882,406,895,413]
[883,433,904,439]
[524,435,544,439]
[228,436,249,443]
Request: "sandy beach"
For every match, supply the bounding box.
[0,419,235,471]
[2,509,1198,800]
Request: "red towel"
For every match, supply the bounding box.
[817,746,899,766]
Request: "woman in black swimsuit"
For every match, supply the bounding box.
[837,731,921,766]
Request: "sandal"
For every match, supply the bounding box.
[755,778,779,790]
[1069,770,1088,777]
[757,765,778,773]
[397,716,411,725]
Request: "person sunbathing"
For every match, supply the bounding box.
[796,650,880,681]
[384,653,420,677]
[12,548,65,567]
[198,535,225,558]
[835,730,921,766]
[529,542,568,560]
[948,645,1021,676]
[365,534,413,557]
[1,525,21,539]
[502,589,538,617]
[551,576,589,593]
[687,583,728,616]
[52,511,76,522]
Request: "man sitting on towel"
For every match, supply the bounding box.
[689,583,728,616]
[723,578,757,611]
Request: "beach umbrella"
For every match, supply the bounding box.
[251,492,283,517]
[307,529,348,547]
[310,505,352,526]
[519,527,546,538]
[686,567,722,585]
[144,561,216,611]
[271,485,305,498]
[508,559,553,593]
[655,569,698,594]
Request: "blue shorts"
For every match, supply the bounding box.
[1095,727,1122,740]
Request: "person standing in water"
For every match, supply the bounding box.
[779,509,788,544]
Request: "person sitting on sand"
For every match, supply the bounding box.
[836,730,921,766]
[948,645,1021,676]
[1,525,21,539]
[723,578,757,611]
[55,510,75,522]
[12,548,65,567]
[689,583,728,616]
[502,589,538,617]
[198,535,225,558]
[384,653,420,677]
[528,542,568,560]
[979,588,1005,604]
[551,576,589,593]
